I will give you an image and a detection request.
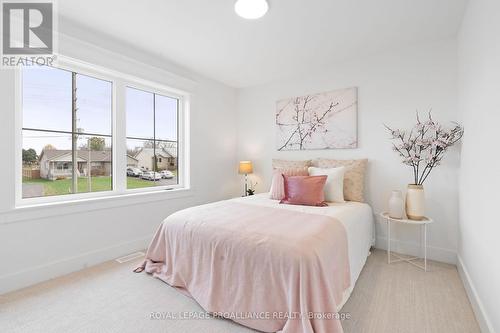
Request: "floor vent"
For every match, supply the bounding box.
[115,251,145,264]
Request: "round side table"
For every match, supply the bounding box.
[380,212,434,272]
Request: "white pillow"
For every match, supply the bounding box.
[308,166,345,203]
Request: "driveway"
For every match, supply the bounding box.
[156,176,178,186]
[22,183,44,198]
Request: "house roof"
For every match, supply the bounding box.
[134,147,177,159]
[162,146,177,158]
[40,150,112,162]
[127,155,138,161]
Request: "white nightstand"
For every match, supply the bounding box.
[380,212,433,272]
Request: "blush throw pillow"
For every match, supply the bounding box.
[280,175,328,207]
[308,166,346,203]
[269,167,309,200]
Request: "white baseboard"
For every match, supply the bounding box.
[457,255,494,333]
[0,236,151,295]
[375,236,457,264]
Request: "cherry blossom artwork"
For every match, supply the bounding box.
[275,87,357,151]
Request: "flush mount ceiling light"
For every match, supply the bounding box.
[234,0,269,19]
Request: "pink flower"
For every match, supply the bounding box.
[414,123,425,132]
[386,111,463,185]
[432,139,447,148]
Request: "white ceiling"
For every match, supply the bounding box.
[59,0,467,88]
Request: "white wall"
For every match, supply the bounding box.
[457,0,500,332]
[236,39,460,264]
[0,33,239,293]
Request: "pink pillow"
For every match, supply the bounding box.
[280,175,328,207]
[269,167,309,200]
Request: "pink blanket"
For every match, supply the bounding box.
[138,200,350,333]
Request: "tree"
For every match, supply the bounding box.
[22,148,38,165]
[43,144,56,151]
[143,140,176,149]
[143,139,156,148]
[88,137,105,150]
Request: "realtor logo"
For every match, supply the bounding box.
[1,1,56,67]
[2,2,53,54]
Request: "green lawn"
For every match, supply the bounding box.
[23,176,155,196]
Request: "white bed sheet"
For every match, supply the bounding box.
[231,193,374,309]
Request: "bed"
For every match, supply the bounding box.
[138,193,374,333]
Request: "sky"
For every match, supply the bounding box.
[22,66,178,155]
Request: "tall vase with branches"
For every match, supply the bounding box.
[385,112,464,219]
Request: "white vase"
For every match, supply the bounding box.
[406,184,425,220]
[388,190,404,219]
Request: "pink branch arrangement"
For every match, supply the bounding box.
[385,112,464,185]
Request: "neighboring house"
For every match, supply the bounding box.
[133,147,177,171]
[39,150,112,180]
[127,155,138,167]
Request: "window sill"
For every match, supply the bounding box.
[1,187,194,225]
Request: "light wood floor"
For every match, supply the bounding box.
[0,249,480,333]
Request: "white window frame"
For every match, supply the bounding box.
[123,81,186,194]
[15,55,191,207]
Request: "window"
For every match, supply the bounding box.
[21,66,112,198]
[18,59,188,205]
[126,87,179,189]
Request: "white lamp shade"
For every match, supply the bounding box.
[234,0,269,20]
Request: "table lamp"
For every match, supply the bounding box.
[238,161,253,196]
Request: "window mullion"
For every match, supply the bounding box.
[153,93,156,176]
[114,80,127,193]
[71,72,78,194]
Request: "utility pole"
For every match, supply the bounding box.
[71,72,78,193]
